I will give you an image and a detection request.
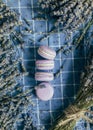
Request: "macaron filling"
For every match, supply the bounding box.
[36,60,54,70]
[35,72,54,81]
[38,46,56,60]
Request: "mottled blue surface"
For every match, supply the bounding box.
[4,0,93,130]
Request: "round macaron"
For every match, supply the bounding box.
[35,72,54,81]
[38,46,56,60]
[35,82,54,101]
[36,60,54,70]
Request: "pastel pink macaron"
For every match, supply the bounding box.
[36,60,54,70]
[35,72,54,81]
[35,82,54,101]
[38,46,56,60]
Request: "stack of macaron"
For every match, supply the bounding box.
[35,46,56,101]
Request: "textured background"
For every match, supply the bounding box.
[3,0,93,130]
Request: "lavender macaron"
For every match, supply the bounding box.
[36,60,54,70]
[35,82,54,101]
[38,46,56,60]
[35,72,54,81]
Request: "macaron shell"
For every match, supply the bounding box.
[36,60,54,70]
[36,82,54,101]
[35,72,54,81]
[38,46,56,60]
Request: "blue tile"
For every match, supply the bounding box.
[39,111,51,124]
[34,21,46,33]
[52,111,63,121]
[6,0,18,7]
[74,72,81,85]
[74,46,85,58]
[20,0,32,7]
[62,59,73,72]
[33,7,41,18]
[38,100,50,111]
[28,100,37,111]
[63,84,74,98]
[51,99,63,111]
[60,33,66,45]
[53,76,61,85]
[63,98,74,109]
[24,75,36,86]
[23,47,35,59]
[49,33,59,46]
[35,34,49,45]
[21,8,32,20]
[54,59,60,73]
[62,72,74,84]
[33,0,39,7]
[53,86,62,98]
[31,112,39,126]
[23,60,35,72]
[74,58,85,71]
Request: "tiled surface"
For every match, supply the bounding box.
[4,0,93,130]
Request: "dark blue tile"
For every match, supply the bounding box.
[23,60,35,72]
[74,58,85,71]
[23,47,35,59]
[74,45,85,58]
[51,99,63,111]
[62,72,74,84]
[63,84,74,98]
[52,111,63,121]
[33,0,39,7]
[24,75,36,86]
[74,72,81,85]
[63,98,74,109]
[39,111,51,124]
[33,7,41,18]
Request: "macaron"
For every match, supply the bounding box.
[35,72,54,81]
[35,82,54,101]
[38,46,56,60]
[36,60,54,70]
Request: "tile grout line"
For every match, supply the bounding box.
[72,48,76,100]
[23,57,87,60]
[45,13,53,126]
[22,83,80,88]
[31,0,40,127]
[18,0,21,21]
[27,97,75,103]
[58,26,64,108]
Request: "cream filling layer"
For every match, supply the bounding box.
[38,49,55,59]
